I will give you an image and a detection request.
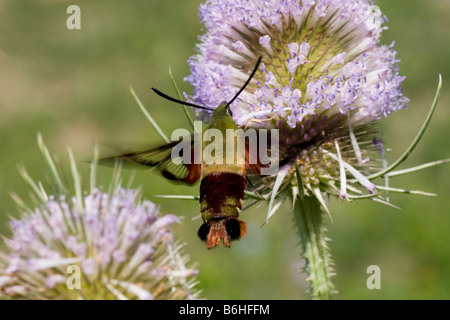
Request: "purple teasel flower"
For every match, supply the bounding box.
[184,0,410,214]
[0,136,199,300]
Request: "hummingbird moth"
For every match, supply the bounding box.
[103,57,276,248]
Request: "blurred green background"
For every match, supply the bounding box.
[0,0,449,300]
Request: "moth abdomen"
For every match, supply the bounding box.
[200,172,247,215]
[199,171,248,248]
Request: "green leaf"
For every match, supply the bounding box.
[294,163,305,199]
[169,66,195,131]
[387,158,450,177]
[368,74,443,180]
[264,165,289,224]
[130,86,170,143]
[37,132,65,195]
[155,195,199,200]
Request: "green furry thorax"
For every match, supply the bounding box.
[205,102,238,132]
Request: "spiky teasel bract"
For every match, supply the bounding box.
[0,135,199,300]
[183,0,447,298]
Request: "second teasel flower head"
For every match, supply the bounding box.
[185,0,409,202]
[0,138,199,300]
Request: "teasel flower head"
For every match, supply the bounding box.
[0,135,199,300]
[185,0,446,299]
[185,0,411,203]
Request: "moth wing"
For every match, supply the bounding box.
[244,128,292,176]
[100,135,201,185]
[243,129,275,176]
[245,145,262,176]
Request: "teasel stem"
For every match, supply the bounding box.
[292,165,335,300]
[293,195,335,299]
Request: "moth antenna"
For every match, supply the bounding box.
[226,56,263,108]
[151,88,215,111]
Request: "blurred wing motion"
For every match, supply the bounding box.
[100,131,272,186]
[100,135,201,185]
